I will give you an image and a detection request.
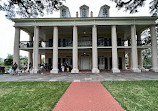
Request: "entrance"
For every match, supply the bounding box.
[80,55,90,70]
[48,58,52,70]
[104,57,108,69]
[98,56,105,69]
[118,57,122,69]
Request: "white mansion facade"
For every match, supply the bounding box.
[12,4,158,73]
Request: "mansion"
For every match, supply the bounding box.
[12,4,158,73]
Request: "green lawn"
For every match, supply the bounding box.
[0,82,71,111]
[1,81,158,111]
[101,81,158,111]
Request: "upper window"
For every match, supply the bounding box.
[103,8,108,16]
[62,9,66,18]
[80,5,89,17]
[82,8,87,17]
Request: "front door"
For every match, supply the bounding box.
[118,57,122,69]
[80,55,90,70]
[105,57,108,69]
[98,56,105,69]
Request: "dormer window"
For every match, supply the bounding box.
[103,8,108,16]
[60,5,71,18]
[82,8,87,17]
[80,5,89,17]
[98,4,110,17]
[62,8,66,18]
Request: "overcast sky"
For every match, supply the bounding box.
[0,0,150,59]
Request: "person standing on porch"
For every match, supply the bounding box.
[61,64,65,72]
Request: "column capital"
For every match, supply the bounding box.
[14,26,20,29]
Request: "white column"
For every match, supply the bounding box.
[13,27,20,69]
[131,25,141,72]
[92,25,100,73]
[137,33,142,68]
[51,26,59,73]
[71,25,79,73]
[111,25,120,73]
[28,34,33,69]
[32,26,39,73]
[151,25,158,72]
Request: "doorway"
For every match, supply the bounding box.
[118,57,123,69]
[80,55,90,70]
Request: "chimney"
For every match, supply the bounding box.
[91,11,93,17]
[76,11,78,18]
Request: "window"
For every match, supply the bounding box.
[62,8,66,17]
[82,8,87,17]
[103,8,108,16]
[98,57,104,65]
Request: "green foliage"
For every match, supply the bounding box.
[0,81,71,111]
[4,54,13,66]
[111,0,158,16]
[3,54,29,68]
[4,59,13,66]
[102,81,158,111]
[0,58,4,65]
[0,0,64,19]
[142,48,152,68]
[20,56,28,69]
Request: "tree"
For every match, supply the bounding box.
[4,54,13,66]
[111,0,158,16]
[0,58,4,65]
[0,0,64,19]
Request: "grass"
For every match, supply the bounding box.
[0,82,71,111]
[101,81,158,111]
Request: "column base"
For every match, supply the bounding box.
[50,69,59,74]
[131,68,141,72]
[112,68,120,73]
[71,69,79,73]
[30,69,39,73]
[151,68,158,72]
[92,68,100,73]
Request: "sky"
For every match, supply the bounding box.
[0,0,151,59]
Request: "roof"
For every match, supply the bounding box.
[11,16,158,22]
[100,4,110,9]
[80,4,89,9]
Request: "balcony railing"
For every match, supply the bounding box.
[98,40,111,46]
[78,40,92,47]
[137,40,150,46]
[19,41,53,48]
[39,41,53,47]
[19,41,33,48]
[19,40,148,48]
[58,40,72,47]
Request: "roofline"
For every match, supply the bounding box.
[11,16,158,22]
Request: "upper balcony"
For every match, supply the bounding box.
[19,39,150,49]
